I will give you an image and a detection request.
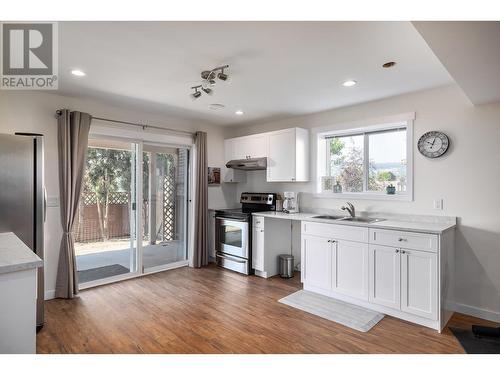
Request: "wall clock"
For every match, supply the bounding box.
[417,131,450,158]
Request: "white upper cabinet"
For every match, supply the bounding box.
[267,128,309,182]
[223,139,246,183]
[232,134,268,160]
[223,127,309,183]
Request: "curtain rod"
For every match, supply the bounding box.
[55,110,195,137]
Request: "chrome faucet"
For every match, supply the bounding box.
[341,202,355,218]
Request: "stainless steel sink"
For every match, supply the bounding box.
[339,217,384,223]
[311,215,347,220]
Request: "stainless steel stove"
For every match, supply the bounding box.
[215,192,277,274]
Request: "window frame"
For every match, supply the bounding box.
[314,114,414,201]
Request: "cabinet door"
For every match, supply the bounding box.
[302,235,332,290]
[369,245,401,309]
[332,240,369,300]
[401,249,438,320]
[267,129,296,182]
[223,139,246,183]
[252,226,265,271]
[233,134,268,160]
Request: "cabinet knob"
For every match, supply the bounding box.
[395,249,399,253]
[260,229,264,232]
[398,238,407,242]
[401,250,406,254]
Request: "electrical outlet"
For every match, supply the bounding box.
[433,199,443,210]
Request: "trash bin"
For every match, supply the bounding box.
[279,254,294,278]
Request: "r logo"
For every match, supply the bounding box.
[1,22,58,89]
[2,23,53,75]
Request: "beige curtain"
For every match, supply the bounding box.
[193,131,208,268]
[55,110,91,298]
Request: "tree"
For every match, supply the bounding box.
[84,148,132,240]
[377,170,396,182]
[330,137,345,156]
[340,145,364,192]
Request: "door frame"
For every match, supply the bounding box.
[78,131,193,290]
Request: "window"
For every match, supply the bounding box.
[317,119,413,200]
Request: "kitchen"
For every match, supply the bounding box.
[211,120,455,332]
[1,14,500,369]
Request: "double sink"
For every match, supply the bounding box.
[311,215,384,224]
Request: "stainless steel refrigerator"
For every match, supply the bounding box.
[0,133,45,330]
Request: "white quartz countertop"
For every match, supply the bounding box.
[252,211,455,234]
[0,232,43,275]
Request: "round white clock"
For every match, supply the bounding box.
[418,131,450,158]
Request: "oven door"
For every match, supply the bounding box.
[215,217,249,259]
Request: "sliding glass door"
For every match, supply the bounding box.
[142,144,189,272]
[75,136,190,287]
[74,138,138,284]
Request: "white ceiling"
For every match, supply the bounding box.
[413,21,500,105]
[58,21,453,126]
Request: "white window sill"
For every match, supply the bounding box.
[313,192,413,201]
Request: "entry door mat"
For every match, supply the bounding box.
[78,264,130,284]
[279,290,384,332]
[450,327,500,354]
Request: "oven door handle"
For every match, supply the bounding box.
[215,216,248,222]
[216,254,247,263]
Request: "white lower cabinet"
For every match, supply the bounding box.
[301,221,451,331]
[252,225,265,271]
[333,240,369,300]
[401,249,438,320]
[301,235,332,290]
[369,245,401,310]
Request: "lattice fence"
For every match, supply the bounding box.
[162,154,176,241]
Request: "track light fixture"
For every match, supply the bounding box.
[190,65,229,98]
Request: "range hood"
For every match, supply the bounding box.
[225,157,267,171]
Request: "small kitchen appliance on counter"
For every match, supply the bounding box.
[282,191,299,213]
[214,192,277,275]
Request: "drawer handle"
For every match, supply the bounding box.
[327,239,336,243]
[398,238,408,242]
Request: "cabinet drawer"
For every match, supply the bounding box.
[369,228,438,253]
[253,216,264,228]
[302,221,369,243]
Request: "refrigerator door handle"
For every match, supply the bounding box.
[44,188,47,222]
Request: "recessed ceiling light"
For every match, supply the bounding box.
[71,69,86,77]
[235,110,244,115]
[342,80,357,87]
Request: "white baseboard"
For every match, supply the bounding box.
[44,289,55,300]
[453,302,500,323]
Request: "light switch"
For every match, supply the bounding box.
[47,196,60,207]
[433,199,443,210]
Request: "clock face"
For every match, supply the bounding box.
[418,131,449,158]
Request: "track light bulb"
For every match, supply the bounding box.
[202,87,213,95]
[191,90,201,99]
[218,71,228,81]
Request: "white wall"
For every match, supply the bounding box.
[0,90,235,298]
[226,84,500,321]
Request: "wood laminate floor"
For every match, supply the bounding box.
[37,264,497,354]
